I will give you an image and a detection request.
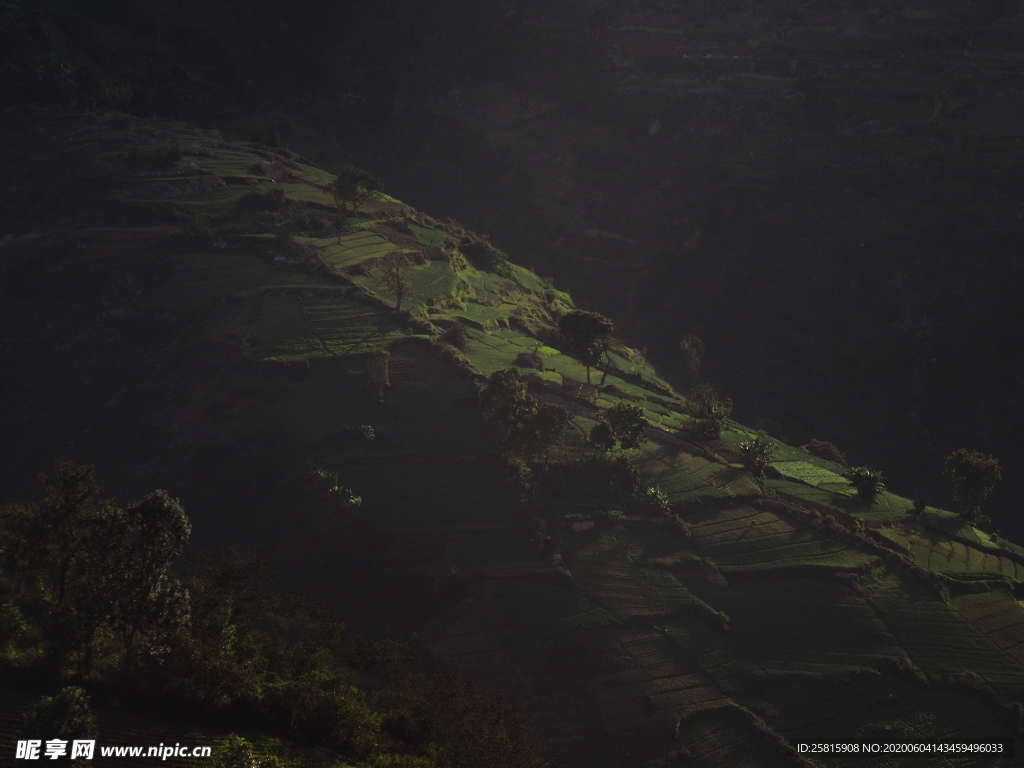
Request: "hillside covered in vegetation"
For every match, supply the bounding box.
[1,108,1023,767]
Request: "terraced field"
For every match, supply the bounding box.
[687,505,877,573]
[312,230,398,273]
[953,591,1024,665]
[871,583,1024,697]
[880,526,1024,581]
[5,109,1024,768]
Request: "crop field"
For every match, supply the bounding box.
[407,222,447,248]
[756,674,1012,768]
[769,460,850,489]
[609,629,731,719]
[686,505,877,572]
[880,527,1024,580]
[301,295,407,357]
[693,575,902,689]
[463,327,541,373]
[676,705,799,768]
[311,231,398,273]
[640,452,755,504]
[870,586,1024,697]
[952,590,1024,665]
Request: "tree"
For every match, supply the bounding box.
[18,687,96,743]
[686,384,733,440]
[522,402,572,461]
[846,466,886,504]
[330,166,380,216]
[604,402,646,449]
[0,463,191,673]
[678,332,704,388]
[558,310,613,385]
[478,369,570,461]
[381,253,408,311]
[944,449,1002,523]
[738,434,773,478]
[110,490,192,664]
[478,369,536,450]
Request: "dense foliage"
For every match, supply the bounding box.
[944,449,1002,523]
[604,402,647,450]
[738,434,773,479]
[0,464,549,768]
[558,310,613,385]
[846,466,887,504]
[478,369,571,462]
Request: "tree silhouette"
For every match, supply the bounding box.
[944,449,1002,523]
[559,310,613,385]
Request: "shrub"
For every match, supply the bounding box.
[846,466,886,503]
[738,434,773,478]
[604,402,646,449]
[943,449,1002,522]
[802,438,848,466]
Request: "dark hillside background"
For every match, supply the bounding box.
[4,0,1023,535]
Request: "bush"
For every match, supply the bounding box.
[802,438,848,466]
[846,466,886,503]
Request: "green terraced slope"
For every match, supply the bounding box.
[2,108,1023,768]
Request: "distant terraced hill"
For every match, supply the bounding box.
[1,107,1023,767]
